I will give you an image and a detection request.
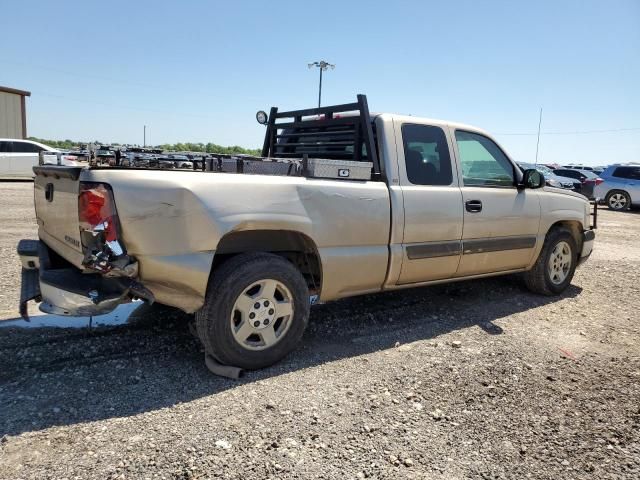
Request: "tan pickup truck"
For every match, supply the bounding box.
[17,95,596,370]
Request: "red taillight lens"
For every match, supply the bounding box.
[595,178,604,185]
[78,183,119,242]
[79,189,106,225]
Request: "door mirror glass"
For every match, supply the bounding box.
[523,169,544,189]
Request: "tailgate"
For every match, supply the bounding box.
[33,165,86,267]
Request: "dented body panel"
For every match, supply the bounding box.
[41,168,391,312]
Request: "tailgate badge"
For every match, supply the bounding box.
[45,183,54,202]
[64,235,80,248]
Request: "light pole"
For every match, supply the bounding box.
[308,60,335,108]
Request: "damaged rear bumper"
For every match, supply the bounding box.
[17,239,154,320]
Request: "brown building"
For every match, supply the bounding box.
[0,85,31,139]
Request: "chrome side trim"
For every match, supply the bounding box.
[406,241,462,259]
[404,235,537,260]
[462,236,537,255]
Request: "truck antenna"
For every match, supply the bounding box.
[534,107,543,165]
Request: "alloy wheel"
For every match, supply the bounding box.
[548,241,572,285]
[230,279,294,351]
[609,193,628,210]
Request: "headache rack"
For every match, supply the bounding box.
[261,93,381,180]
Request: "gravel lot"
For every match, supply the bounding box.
[1,181,639,479]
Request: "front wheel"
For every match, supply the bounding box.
[195,253,310,370]
[524,228,578,295]
[606,190,630,211]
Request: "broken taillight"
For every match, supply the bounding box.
[78,182,125,271]
[79,183,119,241]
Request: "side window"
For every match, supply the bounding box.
[0,141,12,153]
[455,131,515,187]
[12,142,42,153]
[401,124,453,186]
[562,170,582,180]
[556,169,574,179]
[613,167,640,180]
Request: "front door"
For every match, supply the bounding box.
[452,130,541,276]
[396,122,464,284]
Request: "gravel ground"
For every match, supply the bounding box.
[0,182,35,320]
[0,181,639,479]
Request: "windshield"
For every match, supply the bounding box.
[534,164,553,175]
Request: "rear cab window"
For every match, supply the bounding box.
[277,125,371,161]
[401,124,453,186]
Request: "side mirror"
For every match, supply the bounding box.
[522,168,544,189]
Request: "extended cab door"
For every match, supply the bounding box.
[394,122,464,284]
[452,129,541,276]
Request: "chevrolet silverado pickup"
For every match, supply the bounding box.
[17,95,596,370]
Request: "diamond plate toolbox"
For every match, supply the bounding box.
[306,159,372,180]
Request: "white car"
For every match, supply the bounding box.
[0,138,79,180]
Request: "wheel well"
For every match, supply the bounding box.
[606,189,629,198]
[548,220,582,250]
[211,230,322,294]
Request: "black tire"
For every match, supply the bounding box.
[195,252,310,370]
[524,227,578,296]
[605,190,631,211]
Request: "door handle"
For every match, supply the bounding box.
[465,200,482,213]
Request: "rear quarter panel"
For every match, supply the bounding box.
[83,169,391,311]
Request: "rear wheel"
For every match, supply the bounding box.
[195,253,310,370]
[606,190,630,211]
[524,228,577,295]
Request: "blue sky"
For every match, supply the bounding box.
[2,0,638,165]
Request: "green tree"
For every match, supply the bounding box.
[28,137,260,155]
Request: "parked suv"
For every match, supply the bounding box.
[594,165,640,210]
[553,168,602,199]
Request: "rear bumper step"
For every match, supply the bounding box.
[17,239,40,257]
[17,239,154,320]
[19,268,41,320]
[17,239,40,270]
